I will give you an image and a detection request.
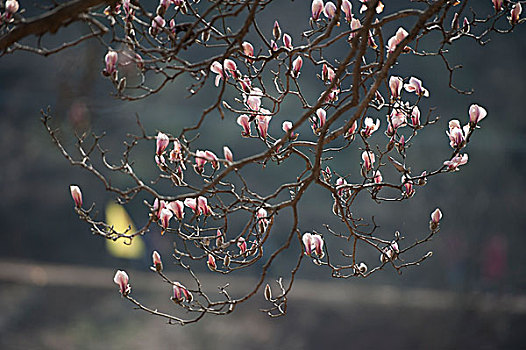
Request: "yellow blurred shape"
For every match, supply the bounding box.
[105,202,145,259]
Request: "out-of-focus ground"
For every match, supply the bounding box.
[1,260,526,350]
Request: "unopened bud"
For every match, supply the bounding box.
[264,283,272,301]
[357,262,368,274]
[152,250,163,272]
[273,20,281,41]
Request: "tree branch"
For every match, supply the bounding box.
[0,0,117,52]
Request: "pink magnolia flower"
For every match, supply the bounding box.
[169,19,177,34]
[204,150,220,170]
[322,166,332,181]
[152,198,166,218]
[311,108,327,135]
[246,94,262,113]
[269,40,278,52]
[344,120,358,138]
[169,139,183,162]
[257,114,272,139]
[113,270,131,295]
[469,104,487,126]
[311,0,324,21]
[341,0,353,22]
[446,121,466,149]
[292,56,303,78]
[431,208,443,224]
[492,0,503,12]
[380,241,399,263]
[156,132,170,155]
[336,177,348,197]
[312,234,324,258]
[387,27,408,53]
[104,50,118,75]
[389,76,403,100]
[216,229,224,247]
[70,185,82,208]
[172,0,184,7]
[322,64,336,82]
[244,86,263,111]
[167,200,185,220]
[302,232,324,258]
[283,33,293,50]
[349,18,361,39]
[152,251,163,272]
[122,0,132,17]
[402,176,415,197]
[398,135,406,149]
[150,15,166,36]
[324,1,337,20]
[411,106,421,127]
[159,208,173,233]
[223,146,234,164]
[194,150,208,174]
[159,0,170,13]
[509,3,522,25]
[210,61,225,86]
[154,154,165,167]
[388,109,407,129]
[172,282,192,302]
[404,77,429,97]
[444,153,468,171]
[362,150,375,171]
[360,0,384,14]
[282,121,299,139]
[323,87,340,103]
[302,232,313,255]
[198,196,213,216]
[5,0,19,16]
[257,208,269,233]
[361,117,380,137]
[237,237,247,255]
[237,114,251,137]
[223,59,238,79]
[184,198,200,215]
[242,41,254,63]
[373,170,383,184]
[207,254,217,271]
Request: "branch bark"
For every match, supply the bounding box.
[0,0,117,52]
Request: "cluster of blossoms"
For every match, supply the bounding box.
[50,0,522,323]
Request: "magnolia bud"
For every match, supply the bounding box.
[113,270,131,296]
[357,262,368,274]
[70,185,83,207]
[264,283,272,301]
[273,20,281,41]
[152,250,163,272]
[207,254,217,271]
[429,208,442,231]
[223,255,231,268]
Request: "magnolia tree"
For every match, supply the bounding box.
[3,0,522,324]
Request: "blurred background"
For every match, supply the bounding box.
[0,1,525,349]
